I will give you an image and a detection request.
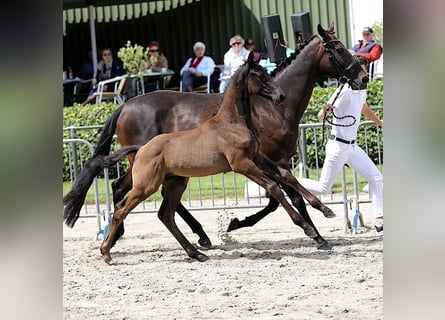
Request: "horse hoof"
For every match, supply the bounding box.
[102,254,113,265]
[196,254,210,262]
[324,209,336,218]
[375,223,383,233]
[198,236,213,249]
[227,218,240,232]
[317,240,332,250]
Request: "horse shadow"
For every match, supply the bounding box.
[110,235,382,264]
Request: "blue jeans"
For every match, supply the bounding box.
[181,71,207,92]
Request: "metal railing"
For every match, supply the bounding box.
[63,109,383,238]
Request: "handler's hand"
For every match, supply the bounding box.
[318,104,335,119]
[323,104,335,114]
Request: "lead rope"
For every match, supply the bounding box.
[321,84,357,146]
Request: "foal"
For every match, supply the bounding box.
[99,53,317,264]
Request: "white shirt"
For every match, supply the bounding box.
[180,56,216,77]
[223,47,250,76]
[328,85,367,141]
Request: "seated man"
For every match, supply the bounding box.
[349,26,382,63]
[180,41,216,92]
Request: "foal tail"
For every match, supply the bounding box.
[101,145,141,168]
[63,104,125,228]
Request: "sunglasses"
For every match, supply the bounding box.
[102,53,111,56]
[231,42,241,46]
[150,49,159,52]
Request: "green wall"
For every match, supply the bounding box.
[63,0,350,79]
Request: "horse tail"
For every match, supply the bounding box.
[63,104,125,228]
[102,145,141,168]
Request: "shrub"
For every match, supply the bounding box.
[117,41,148,75]
[63,102,121,181]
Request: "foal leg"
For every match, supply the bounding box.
[101,161,164,264]
[160,184,213,248]
[253,155,332,249]
[233,159,317,238]
[110,170,133,247]
[100,188,151,264]
[160,177,209,262]
[281,185,332,250]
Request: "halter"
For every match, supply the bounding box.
[318,35,361,86]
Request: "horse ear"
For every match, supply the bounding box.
[247,51,254,67]
[318,23,335,41]
[317,24,325,37]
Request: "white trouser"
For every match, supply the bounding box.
[219,78,229,93]
[299,139,383,218]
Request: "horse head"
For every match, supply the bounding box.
[317,23,369,89]
[236,51,285,105]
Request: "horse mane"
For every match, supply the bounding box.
[269,38,314,78]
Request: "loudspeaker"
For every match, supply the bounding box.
[261,14,286,63]
[291,12,312,45]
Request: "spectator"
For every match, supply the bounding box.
[145,41,168,72]
[81,49,94,79]
[298,77,384,233]
[180,41,216,92]
[219,34,250,93]
[350,27,382,63]
[80,48,124,106]
[244,38,261,61]
[145,41,169,92]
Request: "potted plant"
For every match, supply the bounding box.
[117,41,148,75]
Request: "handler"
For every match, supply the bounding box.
[298,81,384,232]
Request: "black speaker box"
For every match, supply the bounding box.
[291,12,312,45]
[261,14,286,63]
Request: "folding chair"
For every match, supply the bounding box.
[94,74,128,104]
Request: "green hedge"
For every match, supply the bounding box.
[63,80,383,180]
[63,103,120,181]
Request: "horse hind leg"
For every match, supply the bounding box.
[161,184,212,248]
[160,177,209,262]
[109,170,133,248]
[100,188,149,265]
[227,197,279,232]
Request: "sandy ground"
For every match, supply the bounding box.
[63,202,383,320]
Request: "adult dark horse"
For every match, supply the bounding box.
[64,24,368,249]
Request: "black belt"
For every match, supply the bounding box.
[330,135,355,144]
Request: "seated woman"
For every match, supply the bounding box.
[144,41,169,92]
[219,34,250,93]
[80,48,124,106]
[180,41,216,92]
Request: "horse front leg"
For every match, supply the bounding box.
[257,154,336,218]
[281,185,332,250]
[160,177,209,262]
[233,160,317,239]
